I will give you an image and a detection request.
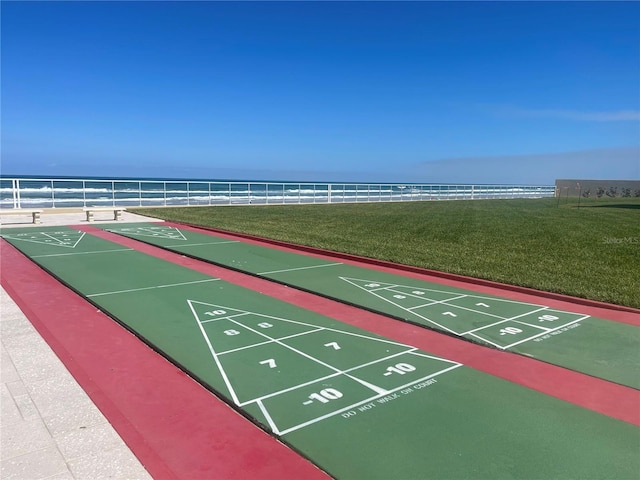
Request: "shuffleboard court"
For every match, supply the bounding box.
[2,226,639,478]
[102,223,640,389]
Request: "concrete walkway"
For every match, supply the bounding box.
[1,210,160,479]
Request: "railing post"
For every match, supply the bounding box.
[13,179,19,208]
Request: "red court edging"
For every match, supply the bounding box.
[172,222,640,322]
[0,240,330,480]
[79,225,640,427]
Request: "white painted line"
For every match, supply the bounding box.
[257,400,281,435]
[190,300,242,406]
[465,332,509,350]
[278,393,385,435]
[2,231,86,248]
[167,240,240,248]
[42,231,86,249]
[461,306,549,335]
[276,364,464,436]
[217,328,325,355]
[87,278,219,298]
[467,315,590,350]
[199,312,250,324]
[227,317,390,397]
[460,292,546,308]
[194,300,415,350]
[501,316,589,349]
[462,319,511,335]
[239,348,419,406]
[317,327,416,349]
[187,297,467,435]
[354,377,389,395]
[405,293,470,311]
[32,248,134,258]
[511,320,551,332]
[343,280,461,335]
[408,351,464,366]
[239,372,341,407]
[259,262,343,276]
[507,306,551,321]
[189,299,461,420]
[109,226,188,241]
[339,276,487,305]
[425,300,507,320]
[386,287,540,325]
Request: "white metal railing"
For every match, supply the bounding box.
[0,177,555,209]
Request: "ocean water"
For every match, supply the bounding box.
[0,176,554,209]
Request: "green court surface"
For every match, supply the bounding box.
[2,226,639,479]
[102,223,640,389]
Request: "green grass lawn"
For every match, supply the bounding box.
[132,197,640,308]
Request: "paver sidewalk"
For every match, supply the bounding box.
[1,210,158,480]
[1,287,152,480]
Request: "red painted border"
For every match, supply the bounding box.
[78,226,640,427]
[0,240,330,480]
[170,222,640,321]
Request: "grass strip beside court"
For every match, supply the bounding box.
[131,198,640,308]
[103,223,640,389]
[2,226,639,479]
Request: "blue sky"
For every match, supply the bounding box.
[2,1,639,184]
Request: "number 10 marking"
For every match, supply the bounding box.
[384,363,416,376]
[499,327,522,335]
[304,388,343,405]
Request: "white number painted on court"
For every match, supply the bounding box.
[224,329,241,336]
[412,290,425,295]
[324,342,341,350]
[538,314,559,322]
[257,322,273,328]
[260,359,277,369]
[304,388,343,405]
[443,311,457,317]
[384,363,416,376]
[393,294,406,299]
[499,327,522,335]
[205,309,226,317]
[476,303,490,308]
[365,283,380,288]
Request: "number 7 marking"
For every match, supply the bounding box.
[324,342,341,350]
[259,359,277,369]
